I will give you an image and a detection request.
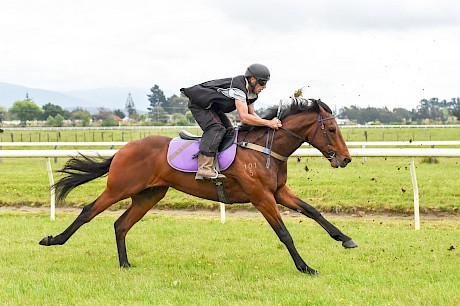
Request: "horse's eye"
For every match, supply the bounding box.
[328,127,336,133]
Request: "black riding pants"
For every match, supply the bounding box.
[189,104,232,157]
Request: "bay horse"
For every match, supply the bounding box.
[39,98,357,275]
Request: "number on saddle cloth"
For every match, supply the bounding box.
[167,129,237,173]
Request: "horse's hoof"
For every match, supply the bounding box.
[342,239,358,248]
[307,267,320,276]
[299,266,320,276]
[120,262,132,268]
[39,236,53,246]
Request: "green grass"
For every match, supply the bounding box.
[340,126,460,142]
[0,127,203,143]
[0,212,459,305]
[288,156,460,213]
[1,126,459,143]
[0,126,459,213]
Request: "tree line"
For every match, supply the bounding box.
[0,86,200,127]
[339,98,460,124]
[1,85,459,126]
[0,96,127,127]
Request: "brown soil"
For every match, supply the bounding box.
[1,205,459,221]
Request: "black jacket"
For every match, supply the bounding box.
[181,75,258,113]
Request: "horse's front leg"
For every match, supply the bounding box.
[275,185,358,249]
[252,195,319,275]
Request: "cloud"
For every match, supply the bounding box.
[0,0,459,111]
[210,0,460,32]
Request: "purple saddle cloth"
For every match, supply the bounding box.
[167,138,237,173]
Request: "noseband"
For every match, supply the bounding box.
[279,113,337,160]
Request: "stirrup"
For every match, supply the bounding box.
[195,170,226,181]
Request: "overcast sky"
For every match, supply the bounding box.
[1,0,459,111]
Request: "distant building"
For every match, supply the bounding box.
[336,118,352,125]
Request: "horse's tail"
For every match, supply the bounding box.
[54,153,114,202]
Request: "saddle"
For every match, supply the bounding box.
[167,128,237,173]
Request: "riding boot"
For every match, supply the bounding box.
[195,154,226,180]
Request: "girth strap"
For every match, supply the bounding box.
[212,179,231,204]
[237,141,289,161]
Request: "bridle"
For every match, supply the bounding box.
[237,112,338,165]
[279,113,337,160]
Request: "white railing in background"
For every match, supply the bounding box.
[2,124,460,131]
[0,142,128,147]
[2,140,459,147]
[1,142,459,229]
[2,148,459,158]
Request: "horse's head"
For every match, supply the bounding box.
[278,98,352,168]
[307,99,351,168]
[240,98,351,168]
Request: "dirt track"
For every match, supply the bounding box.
[1,205,458,221]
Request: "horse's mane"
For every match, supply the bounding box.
[240,98,332,131]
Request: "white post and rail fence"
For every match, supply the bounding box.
[1,141,460,229]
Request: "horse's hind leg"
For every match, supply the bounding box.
[275,185,358,248]
[114,187,169,268]
[39,189,123,246]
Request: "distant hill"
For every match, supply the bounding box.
[0,82,151,114]
[64,87,151,112]
[0,82,92,108]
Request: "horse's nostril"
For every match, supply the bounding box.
[344,157,352,164]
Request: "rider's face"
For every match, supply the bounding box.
[249,77,267,94]
[254,83,266,94]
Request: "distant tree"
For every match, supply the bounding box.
[101,118,118,127]
[46,114,64,127]
[171,113,188,125]
[448,98,460,121]
[81,114,91,127]
[340,105,411,124]
[147,85,167,112]
[46,115,56,127]
[392,108,411,122]
[42,103,70,120]
[125,93,137,118]
[339,105,362,123]
[8,100,43,125]
[94,107,114,121]
[150,105,168,123]
[114,109,125,119]
[0,105,6,122]
[138,114,149,123]
[55,114,64,126]
[165,93,189,114]
[375,107,394,123]
[70,107,91,126]
[70,107,90,119]
[450,97,460,108]
[415,97,458,121]
[452,106,460,120]
[185,111,195,123]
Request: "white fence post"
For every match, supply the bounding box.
[409,158,421,230]
[362,145,366,163]
[220,202,226,224]
[45,158,56,221]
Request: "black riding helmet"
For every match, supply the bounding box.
[244,63,270,81]
[244,63,270,93]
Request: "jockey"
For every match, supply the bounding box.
[181,63,282,180]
